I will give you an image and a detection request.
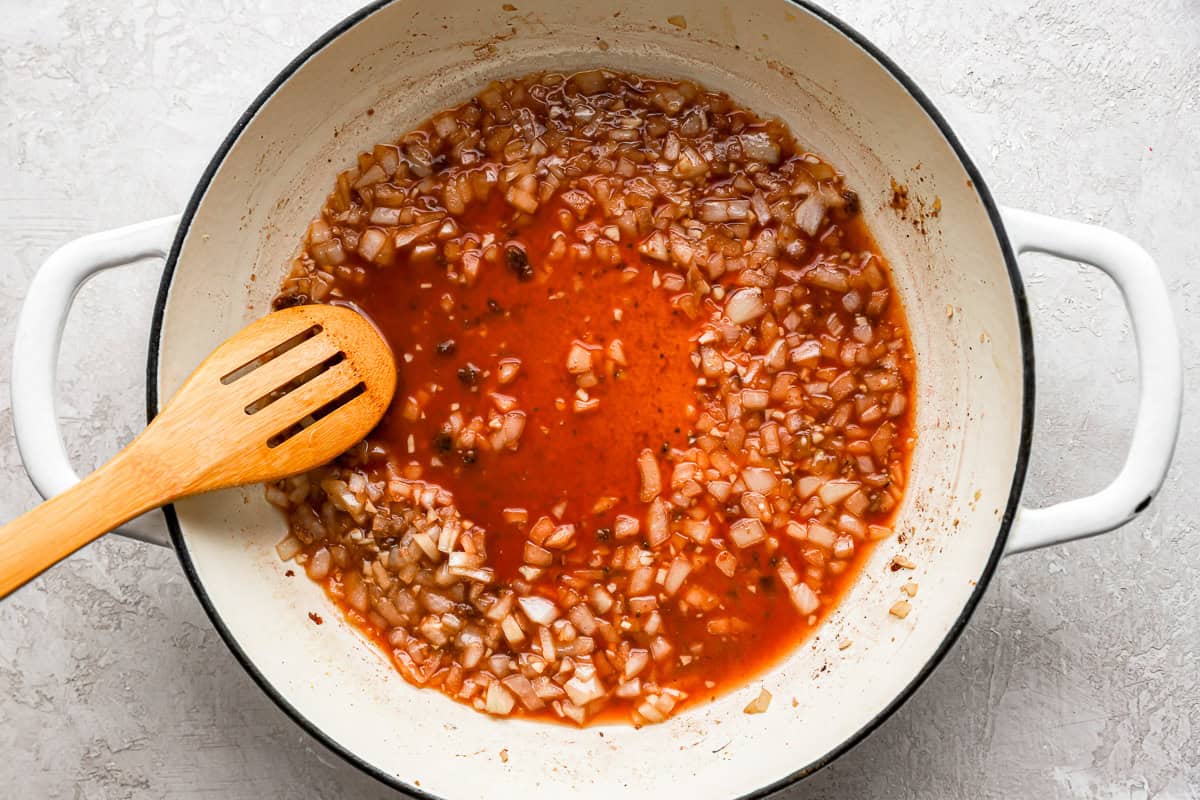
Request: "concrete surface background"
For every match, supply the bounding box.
[1,0,1196,797]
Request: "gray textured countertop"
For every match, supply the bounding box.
[2,1,1197,797]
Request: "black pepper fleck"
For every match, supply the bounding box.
[272,293,309,310]
[457,363,481,386]
[506,245,534,281]
[841,189,860,216]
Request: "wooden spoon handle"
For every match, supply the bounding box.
[0,449,165,598]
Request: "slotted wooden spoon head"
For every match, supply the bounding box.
[151,304,397,494]
[0,304,396,599]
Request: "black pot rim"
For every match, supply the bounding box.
[146,2,1035,797]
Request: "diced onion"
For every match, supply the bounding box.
[275,535,302,561]
[729,518,767,549]
[637,449,662,501]
[743,686,772,714]
[624,648,650,679]
[663,557,692,596]
[564,672,605,706]
[819,480,859,506]
[645,498,670,547]
[790,583,819,615]
[485,681,516,715]
[793,194,826,236]
[807,523,837,549]
[725,287,766,324]
[518,595,561,626]
[614,514,641,540]
[739,132,780,163]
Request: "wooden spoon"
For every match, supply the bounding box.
[0,304,396,598]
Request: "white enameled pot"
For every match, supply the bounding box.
[9,1,1183,797]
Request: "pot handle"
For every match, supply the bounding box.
[10,216,182,548]
[1000,207,1181,555]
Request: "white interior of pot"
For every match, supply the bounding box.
[157,0,1025,796]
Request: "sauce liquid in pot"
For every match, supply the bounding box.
[270,70,915,725]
